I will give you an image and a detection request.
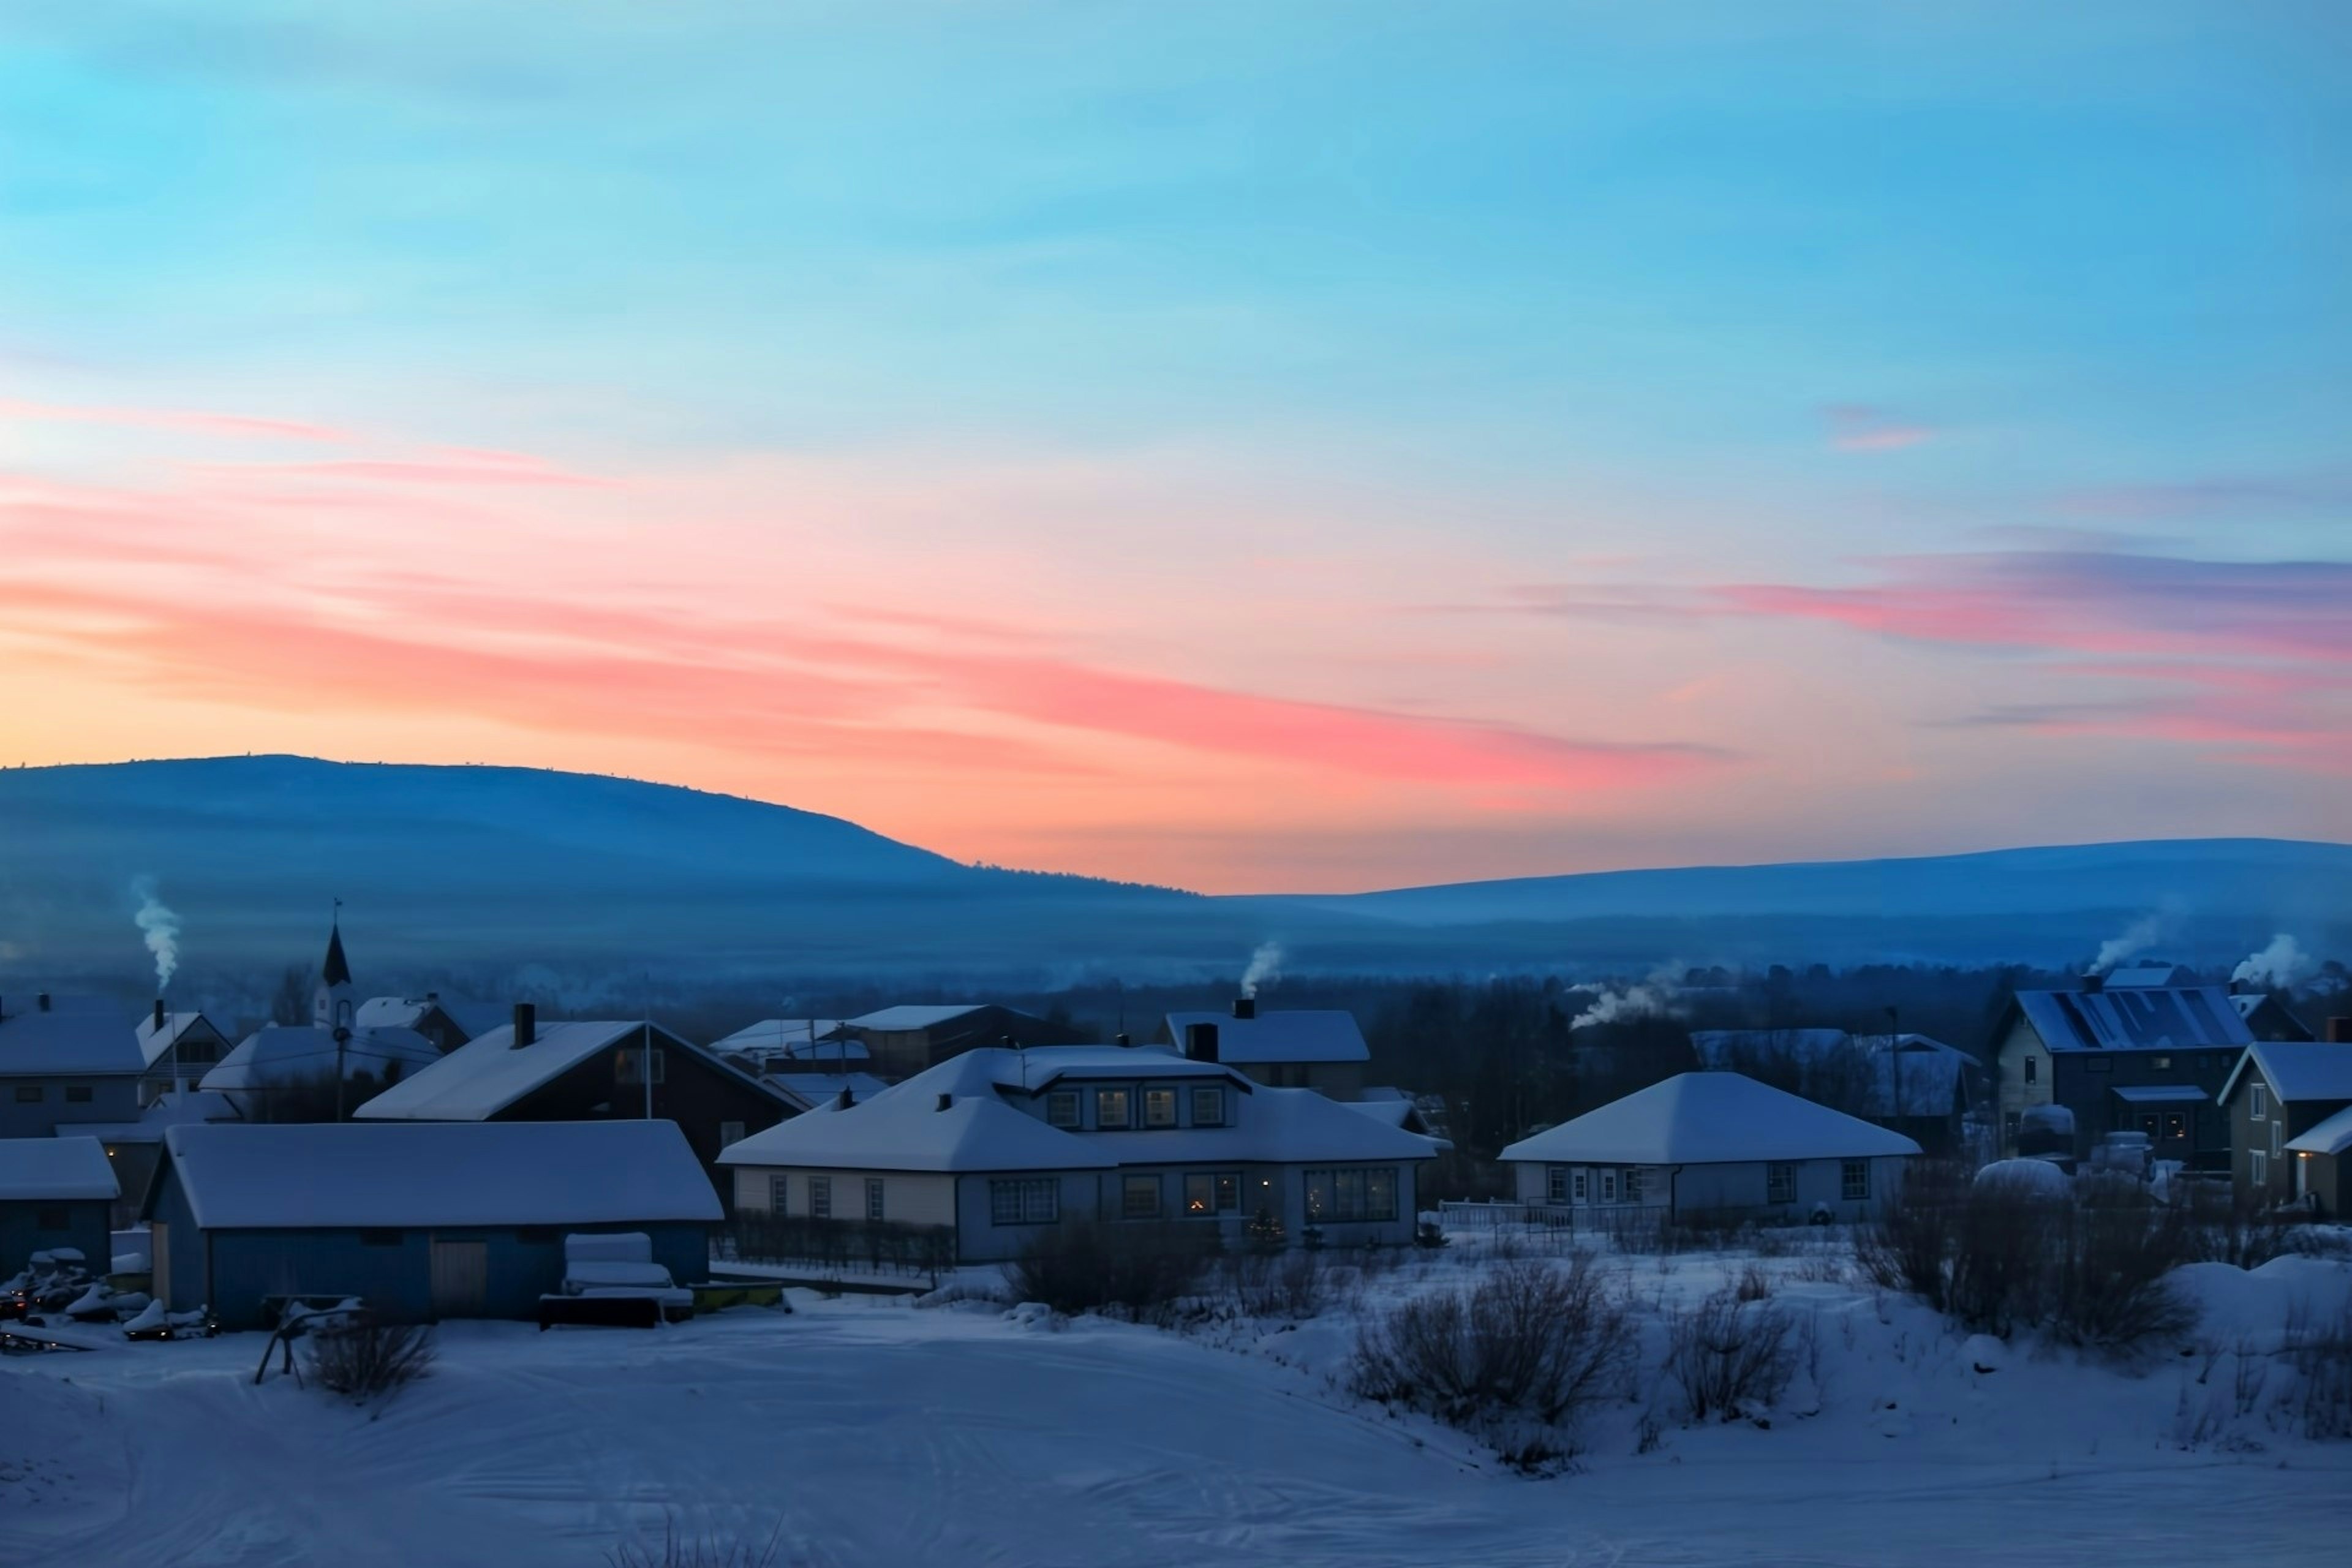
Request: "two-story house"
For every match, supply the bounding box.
[1159,1001,1371,1098]
[133,1004,235,1106]
[717,1037,1442,1262]
[836,1004,1088,1080]
[1990,969,2252,1169]
[0,992,145,1140]
[2216,1020,2352,1213]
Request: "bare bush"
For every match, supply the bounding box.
[1664,1289,1796,1422]
[2186,1187,2299,1271]
[2047,1187,2197,1349]
[1853,1162,1969,1312]
[2285,1300,2352,1441]
[304,1319,435,1401]
[1226,1250,1327,1321]
[1352,1256,1634,1450]
[1733,1264,1773,1303]
[1003,1223,1220,1322]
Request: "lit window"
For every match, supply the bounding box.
[1123,1174,1161,1219]
[1184,1172,1242,1215]
[1304,1167,1398,1223]
[1841,1160,1870,1200]
[2164,1114,2186,1142]
[1768,1164,1796,1205]
[809,1177,832,1220]
[1144,1088,1177,1128]
[2153,1055,2173,1071]
[1045,1091,1080,1128]
[1096,1088,1131,1129]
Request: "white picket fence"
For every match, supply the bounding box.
[1438,1199,1579,1232]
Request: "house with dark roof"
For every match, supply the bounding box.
[352,1005,798,1203]
[355,994,506,1054]
[718,1038,1443,1261]
[839,1004,1087,1080]
[2217,1020,2352,1213]
[2229,990,2316,1044]
[1159,1000,1371,1098]
[141,1120,720,1329]
[0,992,146,1139]
[1992,973,2253,1169]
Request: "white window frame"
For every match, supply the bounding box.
[1303,1167,1398,1224]
[1122,1174,1162,1219]
[2252,1149,2269,1185]
[2271,1118,2284,1158]
[1841,1159,1870,1201]
[990,1177,1059,1225]
[1546,1165,1570,1204]
[2251,1084,2267,1120]
[1599,1169,1618,1203]
[1096,1088,1131,1129]
[1045,1090,1081,1128]
[1623,1167,1643,1204]
[769,1175,790,1213]
[1189,1086,1224,1127]
[809,1175,832,1220]
[1144,1087,1178,1128]
[1572,1168,1588,1202]
[1767,1163,1796,1205]
[865,1177,886,1221]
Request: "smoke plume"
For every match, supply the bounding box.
[1569,967,1683,1031]
[132,876,181,992]
[1240,941,1284,998]
[2232,933,2312,992]
[2090,908,2173,974]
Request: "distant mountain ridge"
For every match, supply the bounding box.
[1,756,2344,991]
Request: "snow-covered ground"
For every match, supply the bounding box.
[6,1236,2351,1566]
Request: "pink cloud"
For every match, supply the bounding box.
[1821,403,1934,453]
[0,396,349,443]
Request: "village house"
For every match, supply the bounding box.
[717,1038,1444,1263]
[1689,1028,1981,1157]
[1499,1072,1921,1224]
[709,1018,862,1069]
[1990,968,2250,1169]
[837,1004,1088,1080]
[1159,1001,1371,1098]
[355,993,506,1054]
[201,922,441,1120]
[132,1003,235,1106]
[2216,1019,2352,1213]
[351,1004,797,1199]
[0,992,145,1140]
[142,1120,720,1330]
[0,1135,118,1276]
[2230,990,2316,1044]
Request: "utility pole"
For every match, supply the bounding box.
[643,972,654,1121]
[1887,1006,1902,1126]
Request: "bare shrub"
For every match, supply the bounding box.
[2046,1186,2196,1349]
[608,1515,788,1568]
[1733,1264,1773,1303]
[1853,1161,1969,1313]
[304,1319,435,1401]
[1227,1250,1327,1320]
[2186,1187,2298,1270]
[2285,1300,2352,1441]
[1352,1256,1634,1452]
[1665,1289,1796,1422]
[1003,1223,1220,1322]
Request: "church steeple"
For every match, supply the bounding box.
[314,912,355,1036]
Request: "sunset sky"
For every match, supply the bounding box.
[2,2,2346,893]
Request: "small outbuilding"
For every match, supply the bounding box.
[1499,1071,1922,1223]
[142,1120,722,1329]
[2217,1025,2352,1213]
[0,1135,119,1275]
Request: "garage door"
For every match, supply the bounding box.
[429,1239,488,1319]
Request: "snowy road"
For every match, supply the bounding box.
[5,1289,2350,1566]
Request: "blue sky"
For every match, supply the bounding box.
[2,2,2346,889]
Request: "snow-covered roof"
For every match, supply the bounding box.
[709,1020,856,1057]
[1161,1010,1370,1065]
[2111,1084,2208,1104]
[200,1024,441,1095]
[762,1072,892,1112]
[154,1120,723,1229]
[0,1135,119,1202]
[2288,1104,2352,1158]
[1499,1072,1923,1166]
[846,1005,1002,1032]
[0,997,147,1077]
[352,1020,787,1121]
[132,1011,231,1070]
[355,996,507,1039]
[2013,986,2252,1054]
[721,1046,1439,1174]
[2105,964,2187,989]
[67,1090,239,1145]
[2219,1040,2352,1109]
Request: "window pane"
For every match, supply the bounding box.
[771,1176,790,1213]
[1098,1089,1130,1128]
[1184,1173,1215,1215]
[1046,1091,1080,1128]
[810,1177,831,1219]
[1123,1175,1160,1219]
[991,1181,1020,1225]
[1191,1087,1223,1126]
[1304,1170,1331,1221]
[1145,1089,1177,1128]
[1024,1180,1058,1223]
[866,1178,886,1221]
[1366,1167,1396,1221]
[1215,1174,1239,1212]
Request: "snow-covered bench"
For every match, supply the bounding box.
[538,1234,693,1330]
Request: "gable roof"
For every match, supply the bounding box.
[1161,1010,1370,1065]
[720,1045,1438,1174]
[152,1120,722,1229]
[0,997,149,1077]
[354,996,507,1039]
[200,1024,440,1095]
[709,1020,865,1060]
[761,1072,893,1112]
[845,1004,1002,1033]
[0,1135,119,1202]
[2218,1041,2352,1109]
[1499,1072,1923,1166]
[133,1011,233,1070]
[2011,986,2252,1054]
[2288,1104,2352,1158]
[352,1020,788,1121]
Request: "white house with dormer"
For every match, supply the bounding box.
[716,1038,1444,1262]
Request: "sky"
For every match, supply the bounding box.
[1,1,2347,894]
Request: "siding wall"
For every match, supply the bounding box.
[0,1076,141,1140]
[0,1196,112,1275]
[1514,1155,1909,1222]
[731,1166,958,1227]
[2228,1065,2352,1213]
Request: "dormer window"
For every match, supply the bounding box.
[1096,1088,1131,1129]
[1144,1088,1177,1128]
[1190,1087,1225,1127]
[1045,1090,1080,1128]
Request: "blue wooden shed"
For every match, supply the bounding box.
[142,1120,721,1329]
[0,1135,119,1275]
